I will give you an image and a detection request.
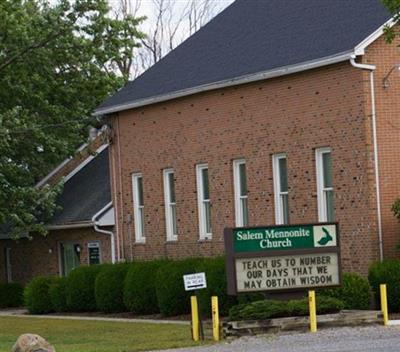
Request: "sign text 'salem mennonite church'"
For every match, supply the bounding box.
[225,223,341,294]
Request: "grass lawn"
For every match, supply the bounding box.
[0,316,210,352]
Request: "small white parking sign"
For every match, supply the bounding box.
[183,272,207,291]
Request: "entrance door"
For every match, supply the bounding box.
[5,247,12,283]
[60,243,80,276]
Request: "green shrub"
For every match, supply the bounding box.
[195,257,237,317]
[229,296,344,321]
[237,292,266,305]
[319,272,371,310]
[124,260,166,314]
[95,263,130,313]
[369,260,400,312]
[288,296,344,316]
[66,265,102,312]
[156,258,204,316]
[0,283,24,308]
[49,277,68,312]
[229,299,289,321]
[24,277,54,314]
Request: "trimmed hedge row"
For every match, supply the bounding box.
[22,258,373,316]
[369,259,400,312]
[124,260,165,314]
[319,272,371,310]
[0,283,24,308]
[24,277,54,314]
[95,263,129,313]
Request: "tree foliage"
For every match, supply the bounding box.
[0,0,144,237]
[383,0,400,43]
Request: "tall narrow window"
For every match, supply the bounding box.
[196,164,212,239]
[273,154,289,224]
[132,173,145,242]
[316,148,334,222]
[163,169,177,241]
[233,159,249,227]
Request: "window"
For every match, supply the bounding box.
[163,169,178,241]
[233,159,249,226]
[273,154,289,225]
[316,148,334,222]
[196,164,212,239]
[59,243,80,277]
[132,173,145,242]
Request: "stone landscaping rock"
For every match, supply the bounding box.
[11,334,55,352]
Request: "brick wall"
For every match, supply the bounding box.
[110,60,382,275]
[0,227,112,284]
[363,36,400,258]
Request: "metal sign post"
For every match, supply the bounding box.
[184,273,207,341]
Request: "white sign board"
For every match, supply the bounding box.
[235,252,339,292]
[183,272,207,291]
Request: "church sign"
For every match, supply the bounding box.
[224,223,341,294]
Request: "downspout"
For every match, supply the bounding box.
[350,55,383,261]
[92,202,116,263]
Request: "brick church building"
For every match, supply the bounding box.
[95,0,400,275]
[2,0,400,283]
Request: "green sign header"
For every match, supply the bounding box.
[233,224,337,253]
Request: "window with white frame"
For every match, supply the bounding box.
[196,164,212,239]
[233,159,249,227]
[273,153,289,225]
[316,148,334,222]
[132,173,145,242]
[163,169,177,241]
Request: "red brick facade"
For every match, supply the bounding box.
[0,228,111,284]
[108,36,400,276]
[364,36,400,258]
[110,38,400,274]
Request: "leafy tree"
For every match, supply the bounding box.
[0,0,144,237]
[383,0,400,42]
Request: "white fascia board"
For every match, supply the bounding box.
[36,141,90,188]
[63,144,108,183]
[354,18,395,56]
[93,51,353,116]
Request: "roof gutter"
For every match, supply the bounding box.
[92,202,116,263]
[93,51,353,116]
[349,54,383,262]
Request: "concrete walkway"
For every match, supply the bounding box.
[0,309,190,325]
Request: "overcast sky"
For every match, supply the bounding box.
[108,0,235,42]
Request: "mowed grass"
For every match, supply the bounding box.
[0,316,209,352]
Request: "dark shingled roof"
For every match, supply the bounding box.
[50,146,111,225]
[96,0,391,114]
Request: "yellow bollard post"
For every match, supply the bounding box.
[309,290,317,333]
[191,296,200,341]
[211,296,220,341]
[380,284,389,326]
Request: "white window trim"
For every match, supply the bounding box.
[233,159,248,227]
[273,153,288,225]
[196,163,212,240]
[163,169,178,241]
[132,173,145,243]
[316,147,333,222]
